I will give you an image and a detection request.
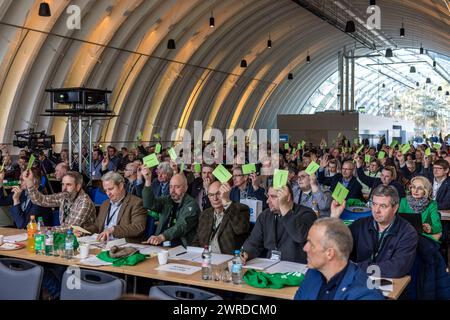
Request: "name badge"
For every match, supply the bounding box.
[270,250,281,261]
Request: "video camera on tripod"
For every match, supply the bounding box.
[13,129,55,155]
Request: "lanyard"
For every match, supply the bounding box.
[106,203,121,226]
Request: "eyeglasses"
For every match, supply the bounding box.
[207,192,221,198]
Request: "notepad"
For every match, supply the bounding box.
[243,258,279,271]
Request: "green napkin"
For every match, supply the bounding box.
[243,269,305,289]
[97,251,146,267]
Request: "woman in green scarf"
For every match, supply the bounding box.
[398,176,442,243]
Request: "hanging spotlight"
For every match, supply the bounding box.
[446,91,449,96]
[167,39,176,49]
[382,83,385,88]
[370,0,376,5]
[209,11,215,28]
[416,82,420,87]
[400,23,405,37]
[267,34,272,49]
[409,66,416,73]
[345,20,356,33]
[38,1,51,17]
[433,61,436,68]
[385,48,393,58]
[287,73,293,80]
[240,59,248,68]
[306,52,311,64]
[437,86,442,91]
[426,77,431,84]
[419,45,424,54]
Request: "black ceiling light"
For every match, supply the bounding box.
[287,73,293,80]
[382,83,385,88]
[385,48,393,58]
[370,0,376,5]
[306,51,311,64]
[409,66,416,73]
[437,86,443,91]
[419,44,424,54]
[240,59,248,68]
[433,61,436,68]
[167,39,176,49]
[416,82,420,87]
[345,20,356,33]
[446,91,449,96]
[400,23,405,37]
[209,11,215,28]
[426,77,431,84]
[38,1,51,17]
[267,33,272,49]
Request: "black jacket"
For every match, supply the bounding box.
[318,170,364,201]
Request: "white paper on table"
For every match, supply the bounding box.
[3,233,28,243]
[242,258,279,271]
[168,245,187,258]
[155,263,201,275]
[191,253,233,265]
[78,255,113,266]
[265,261,308,274]
[77,234,100,244]
[105,238,126,250]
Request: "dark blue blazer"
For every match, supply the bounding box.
[294,262,384,300]
[349,215,418,278]
[0,187,53,229]
[318,171,363,201]
[421,167,450,210]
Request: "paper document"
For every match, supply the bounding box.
[168,245,189,258]
[77,234,100,244]
[243,258,279,271]
[123,243,164,256]
[3,233,28,243]
[79,255,113,267]
[155,263,201,275]
[72,225,91,235]
[265,261,308,274]
[169,246,202,261]
[105,238,126,250]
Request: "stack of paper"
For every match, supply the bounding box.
[3,233,28,243]
[168,246,233,265]
[242,258,279,270]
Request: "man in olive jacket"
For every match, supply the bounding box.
[83,171,147,243]
[191,181,250,254]
[142,168,199,247]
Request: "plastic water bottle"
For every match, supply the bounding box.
[34,217,46,255]
[231,249,243,285]
[64,229,74,259]
[201,245,212,280]
[26,215,37,253]
[45,227,54,256]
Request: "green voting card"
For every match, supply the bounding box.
[332,182,349,205]
[155,143,161,154]
[180,162,185,172]
[284,143,289,150]
[400,143,410,154]
[425,148,431,156]
[27,154,35,170]
[353,138,359,145]
[433,143,441,150]
[305,161,320,176]
[194,163,202,173]
[153,133,161,139]
[242,163,256,175]
[377,151,385,160]
[390,140,398,148]
[137,131,143,141]
[365,155,371,163]
[355,145,364,155]
[143,153,159,168]
[273,169,289,189]
[212,164,232,183]
[168,148,177,161]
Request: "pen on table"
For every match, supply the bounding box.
[175,251,187,256]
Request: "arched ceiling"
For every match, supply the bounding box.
[0,0,448,147]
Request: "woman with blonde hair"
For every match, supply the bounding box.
[398,176,442,242]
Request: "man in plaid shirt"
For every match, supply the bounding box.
[23,169,96,228]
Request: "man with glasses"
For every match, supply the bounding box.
[192,181,250,254]
[422,159,450,210]
[354,157,406,199]
[230,166,267,209]
[296,170,332,217]
[188,164,215,211]
[331,185,417,278]
[124,162,142,197]
[318,155,363,201]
